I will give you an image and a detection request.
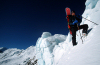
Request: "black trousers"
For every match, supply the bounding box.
[70,24,88,46]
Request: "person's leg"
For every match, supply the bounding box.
[78,24,88,33]
[71,27,77,46]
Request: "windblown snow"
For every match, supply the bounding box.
[0,0,100,65]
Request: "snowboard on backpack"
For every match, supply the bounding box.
[65,7,71,15]
[65,7,72,35]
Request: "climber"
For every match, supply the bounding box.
[67,10,88,46]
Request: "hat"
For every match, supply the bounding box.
[72,10,75,13]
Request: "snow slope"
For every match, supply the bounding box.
[57,0,100,65]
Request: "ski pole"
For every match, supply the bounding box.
[77,25,83,44]
[82,16,98,25]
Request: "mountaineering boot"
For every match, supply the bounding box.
[82,33,87,38]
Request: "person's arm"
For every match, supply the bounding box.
[75,14,82,26]
[69,19,78,25]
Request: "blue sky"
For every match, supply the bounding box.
[0,0,86,49]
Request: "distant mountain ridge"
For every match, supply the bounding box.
[0,47,8,53]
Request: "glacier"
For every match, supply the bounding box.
[0,0,100,65]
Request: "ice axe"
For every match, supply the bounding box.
[82,16,98,25]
